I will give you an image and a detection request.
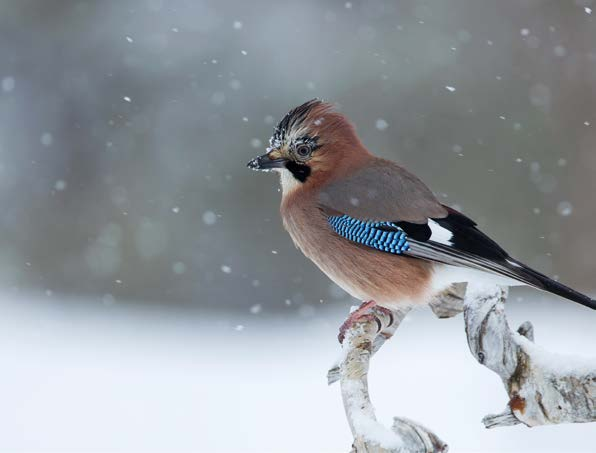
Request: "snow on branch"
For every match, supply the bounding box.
[463,282,596,428]
[329,304,448,452]
[329,282,595,451]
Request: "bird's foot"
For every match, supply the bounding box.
[338,300,393,343]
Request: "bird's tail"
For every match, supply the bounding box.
[500,258,596,310]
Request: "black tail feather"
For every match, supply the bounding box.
[504,259,596,310]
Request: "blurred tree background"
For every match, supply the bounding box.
[1,0,595,313]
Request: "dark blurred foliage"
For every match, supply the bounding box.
[1,0,595,313]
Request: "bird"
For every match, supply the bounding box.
[247,99,595,336]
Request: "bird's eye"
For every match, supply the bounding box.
[295,144,311,159]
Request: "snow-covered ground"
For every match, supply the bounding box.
[0,292,594,452]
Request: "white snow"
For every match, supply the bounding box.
[40,133,53,146]
[220,265,232,274]
[172,262,186,274]
[585,7,592,15]
[342,380,404,449]
[0,293,593,452]
[202,210,217,225]
[54,180,67,191]
[233,20,243,30]
[123,96,131,102]
[517,334,596,377]
[557,201,573,216]
[553,45,567,57]
[445,85,456,92]
[375,118,388,131]
[1,76,15,92]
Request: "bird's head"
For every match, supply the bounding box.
[247,99,369,192]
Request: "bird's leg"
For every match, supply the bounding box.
[338,300,393,343]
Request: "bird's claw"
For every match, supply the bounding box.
[338,300,393,343]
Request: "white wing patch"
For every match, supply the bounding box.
[428,219,453,245]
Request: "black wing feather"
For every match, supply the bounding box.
[399,206,596,310]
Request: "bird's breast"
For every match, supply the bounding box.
[280,197,435,307]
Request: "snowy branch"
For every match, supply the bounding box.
[463,282,596,428]
[329,304,448,452]
[329,282,595,451]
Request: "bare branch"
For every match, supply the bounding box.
[332,306,448,452]
[328,307,409,386]
[429,283,466,319]
[463,282,596,428]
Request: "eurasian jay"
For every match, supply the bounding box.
[247,99,596,326]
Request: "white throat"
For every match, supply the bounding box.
[278,168,303,195]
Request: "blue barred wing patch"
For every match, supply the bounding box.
[327,215,410,254]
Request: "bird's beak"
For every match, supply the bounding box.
[247,150,287,171]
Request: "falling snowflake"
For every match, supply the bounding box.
[557,201,573,217]
[375,119,388,130]
[40,133,53,146]
[54,180,67,191]
[172,262,186,274]
[1,76,15,92]
[553,45,566,57]
[202,210,217,225]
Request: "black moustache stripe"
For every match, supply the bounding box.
[285,161,311,182]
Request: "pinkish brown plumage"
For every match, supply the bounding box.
[247,99,596,312]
